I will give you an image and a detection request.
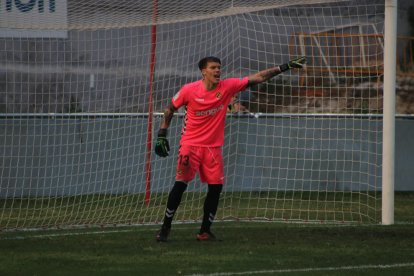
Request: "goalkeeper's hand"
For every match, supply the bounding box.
[288,56,306,69]
[280,56,307,72]
[155,129,170,157]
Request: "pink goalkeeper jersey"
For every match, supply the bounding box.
[172,77,249,147]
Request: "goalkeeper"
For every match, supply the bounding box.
[155,56,306,242]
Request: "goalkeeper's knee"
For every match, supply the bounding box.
[206,184,223,205]
[169,181,187,203]
[207,184,223,196]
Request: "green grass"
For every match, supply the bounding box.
[1,223,414,275]
[0,192,413,275]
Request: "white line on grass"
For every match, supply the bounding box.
[187,262,414,276]
[2,221,413,240]
[0,229,136,240]
[0,225,193,240]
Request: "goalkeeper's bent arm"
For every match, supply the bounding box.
[154,103,177,158]
[160,103,177,129]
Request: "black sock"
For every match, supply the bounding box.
[200,184,223,233]
[163,181,187,228]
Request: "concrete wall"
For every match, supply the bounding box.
[0,116,412,198]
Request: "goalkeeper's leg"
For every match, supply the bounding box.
[156,181,188,242]
[197,184,223,241]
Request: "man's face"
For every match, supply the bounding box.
[202,61,221,85]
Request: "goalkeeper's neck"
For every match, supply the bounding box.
[202,79,219,91]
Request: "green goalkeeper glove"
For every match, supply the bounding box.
[155,129,170,157]
[279,56,306,72]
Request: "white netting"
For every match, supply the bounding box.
[0,0,384,230]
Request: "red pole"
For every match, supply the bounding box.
[145,0,158,206]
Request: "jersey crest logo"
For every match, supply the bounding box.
[216,92,222,99]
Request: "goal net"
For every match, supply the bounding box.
[0,0,386,230]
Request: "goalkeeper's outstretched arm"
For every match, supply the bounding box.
[247,56,306,87]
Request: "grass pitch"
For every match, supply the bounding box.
[0,192,413,275]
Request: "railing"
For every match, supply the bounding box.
[289,31,414,86]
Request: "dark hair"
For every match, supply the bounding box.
[198,56,221,71]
